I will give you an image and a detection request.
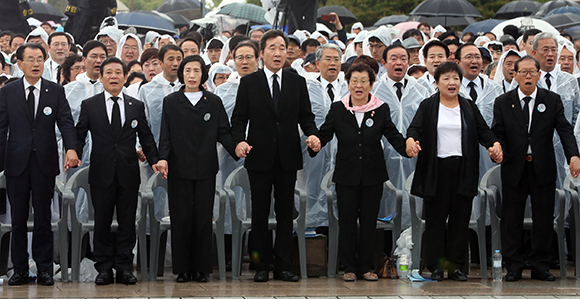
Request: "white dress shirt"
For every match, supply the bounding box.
[320,76,340,102]
[104,91,126,126]
[517,87,537,154]
[23,78,41,118]
[540,69,558,92]
[184,91,203,107]
[462,76,484,99]
[264,67,283,98]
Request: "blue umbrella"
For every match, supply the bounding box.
[463,19,504,35]
[544,6,580,17]
[116,11,177,35]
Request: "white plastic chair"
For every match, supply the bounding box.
[405,171,488,278]
[224,166,308,279]
[480,165,567,278]
[321,168,403,278]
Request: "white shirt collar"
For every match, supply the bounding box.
[320,76,339,90]
[23,77,42,92]
[264,67,282,80]
[104,90,124,102]
[517,87,537,101]
[462,76,480,88]
[540,68,558,82]
[153,73,179,86]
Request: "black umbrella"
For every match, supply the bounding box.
[495,0,541,19]
[409,0,482,20]
[533,0,580,17]
[543,12,580,29]
[317,5,357,25]
[116,11,177,35]
[374,15,408,27]
[408,15,477,27]
[28,1,65,22]
[156,0,201,20]
[166,13,190,28]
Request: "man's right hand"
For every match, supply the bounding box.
[235,141,252,158]
[156,160,168,179]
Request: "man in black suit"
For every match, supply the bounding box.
[492,55,580,281]
[231,30,320,282]
[0,43,79,286]
[76,57,159,285]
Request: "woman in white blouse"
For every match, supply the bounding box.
[406,62,503,281]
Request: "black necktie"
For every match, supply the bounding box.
[272,73,280,111]
[522,96,532,131]
[327,83,335,103]
[111,97,122,138]
[27,86,35,119]
[170,82,175,87]
[89,79,96,84]
[545,73,552,90]
[395,82,403,101]
[468,81,477,101]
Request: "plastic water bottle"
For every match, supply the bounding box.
[493,250,502,282]
[399,254,409,279]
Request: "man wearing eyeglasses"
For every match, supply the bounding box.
[45,32,72,83]
[492,55,580,282]
[96,26,122,57]
[0,43,79,286]
[367,27,392,79]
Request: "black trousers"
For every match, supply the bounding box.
[423,156,472,272]
[90,174,139,273]
[501,160,555,273]
[167,176,215,274]
[247,156,296,272]
[336,182,383,274]
[7,152,54,274]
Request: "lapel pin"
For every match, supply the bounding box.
[129,102,132,105]
[45,89,48,92]
[131,119,138,128]
[511,104,515,108]
[43,106,52,116]
[365,118,374,127]
[537,103,546,113]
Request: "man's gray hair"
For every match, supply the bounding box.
[249,28,265,36]
[315,42,342,61]
[532,32,557,51]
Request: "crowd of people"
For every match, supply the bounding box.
[2,11,580,287]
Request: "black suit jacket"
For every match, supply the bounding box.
[0,78,76,177]
[492,88,579,186]
[407,93,499,198]
[231,68,318,172]
[311,99,408,186]
[76,92,159,188]
[159,89,238,180]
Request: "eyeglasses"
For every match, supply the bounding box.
[123,45,139,52]
[368,43,385,50]
[350,79,369,85]
[321,57,340,63]
[462,54,482,61]
[71,66,86,72]
[23,58,44,64]
[99,38,116,46]
[539,47,557,54]
[50,42,68,48]
[234,55,255,62]
[517,70,538,77]
[88,54,107,61]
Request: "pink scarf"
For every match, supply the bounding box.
[341,93,384,113]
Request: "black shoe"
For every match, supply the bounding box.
[195,272,208,282]
[448,269,468,281]
[273,270,300,282]
[8,272,29,286]
[505,271,522,282]
[95,271,114,285]
[37,272,54,286]
[176,272,190,283]
[116,270,137,285]
[531,270,556,281]
[253,270,269,282]
[430,269,444,281]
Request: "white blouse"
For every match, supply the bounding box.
[437,103,462,158]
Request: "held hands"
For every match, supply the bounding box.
[64,149,80,172]
[306,135,321,152]
[155,160,168,179]
[406,137,421,158]
[570,156,580,178]
[235,141,252,158]
[488,142,503,163]
[136,148,146,162]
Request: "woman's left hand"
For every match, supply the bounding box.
[488,142,503,163]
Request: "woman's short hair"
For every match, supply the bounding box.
[352,55,379,75]
[345,63,376,85]
[434,61,463,82]
[140,48,159,64]
[177,55,208,90]
[60,53,83,84]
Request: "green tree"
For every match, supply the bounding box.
[119,0,166,11]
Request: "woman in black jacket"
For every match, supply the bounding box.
[156,55,238,282]
[309,63,412,281]
[406,62,502,281]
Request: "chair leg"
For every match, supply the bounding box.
[557,229,567,278]
[411,226,422,270]
[231,228,245,279]
[58,222,69,282]
[138,226,148,281]
[149,224,160,281]
[297,229,307,279]
[70,226,83,282]
[476,227,488,278]
[327,224,338,278]
[215,230,226,280]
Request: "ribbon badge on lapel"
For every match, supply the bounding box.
[537,103,546,113]
[131,119,138,128]
[204,113,211,121]
[365,110,375,127]
[43,106,52,116]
